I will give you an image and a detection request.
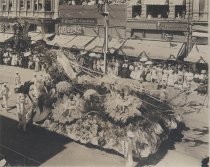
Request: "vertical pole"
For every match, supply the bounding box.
[186,0,190,58]
[104,0,108,74]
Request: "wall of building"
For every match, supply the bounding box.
[58,4,127,38]
[0,0,59,19]
[126,0,208,42]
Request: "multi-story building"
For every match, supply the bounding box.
[126,0,208,42]
[0,0,208,60]
[0,0,59,40]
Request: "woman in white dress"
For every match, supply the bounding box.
[35,56,40,72]
[162,68,168,87]
[151,66,157,83]
[167,67,174,86]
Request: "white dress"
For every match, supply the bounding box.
[167,70,174,86]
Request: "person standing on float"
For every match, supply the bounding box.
[34,56,40,72]
[125,131,135,167]
[17,93,27,132]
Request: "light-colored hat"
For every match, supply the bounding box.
[80,50,87,55]
[3,83,7,86]
[16,71,19,74]
[201,70,206,74]
[127,131,135,138]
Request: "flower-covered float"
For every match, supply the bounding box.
[20,49,183,160]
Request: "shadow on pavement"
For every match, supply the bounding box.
[0,115,72,166]
[135,122,186,167]
[192,127,209,136]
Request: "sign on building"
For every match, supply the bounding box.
[59,25,84,35]
[61,18,97,26]
[158,22,188,31]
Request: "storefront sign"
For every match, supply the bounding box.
[158,22,188,31]
[43,20,55,24]
[59,25,84,35]
[61,18,97,26]
[127,21,157,29]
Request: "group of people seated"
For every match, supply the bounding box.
[0,48,46,72]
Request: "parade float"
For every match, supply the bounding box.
[16,48,183,160]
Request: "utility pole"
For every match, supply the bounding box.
[186,0,192,58]
[103,0,109,74]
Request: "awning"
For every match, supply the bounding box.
[192,25,208,33]
[143,0,168,5]
[169,0,186,5]
[28,32,54,42]
[28,32,43,41]
[184,44,209,63]
[65,35,96,50]
[118,39,185,60]
[85,37,125,53]
[192,32,209,38]
[0,33,13,42]
[46,35,76,47]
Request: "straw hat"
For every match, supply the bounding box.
[145,61,153,65]
[140,57,148,62]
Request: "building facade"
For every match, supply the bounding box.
[0,0,59,34]
[126,0,208,42]
[0,0,208,53]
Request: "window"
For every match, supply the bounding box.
[132,5,142,18]
[38,2,43,11]
[9,0,13,10]
[175,5,186,19]
[27,0,31,9]
[28,24,37,32]
[45,0,52,11]
[147,5,169,19]
[2,0,7,11]
[34,0,38,11]
[20,0,24,9]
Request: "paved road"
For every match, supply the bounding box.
[0,65,209,167]
[0,65,126,166]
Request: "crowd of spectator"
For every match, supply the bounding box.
[81,55,208,91]
[0,46,208,93]
[0,48,46,72]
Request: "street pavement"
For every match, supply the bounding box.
[0,65,209,167]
